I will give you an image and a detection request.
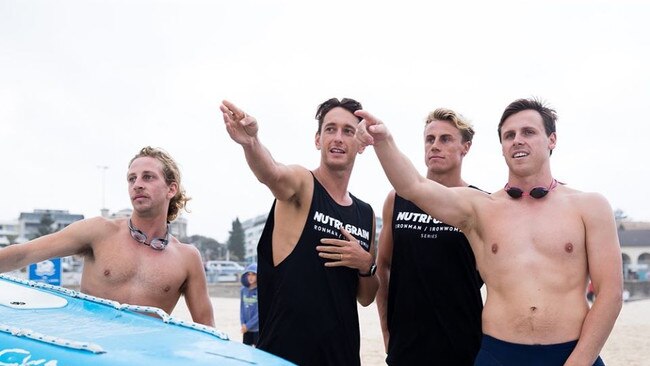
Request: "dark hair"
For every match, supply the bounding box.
[498,98,557,143]
[314,97,363,132]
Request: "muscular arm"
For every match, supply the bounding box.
[376,191,395,351]
[181,245,215,327]
[355,110,475,230]
[221,100,308,201]
[566,193,623,366]
[0,217,102,273]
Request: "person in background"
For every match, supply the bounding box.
[240,263,259,346]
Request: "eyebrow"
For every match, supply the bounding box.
[426,132,454,138]
[127,169,158,177]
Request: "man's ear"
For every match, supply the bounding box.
[167,182,178,199]
[315,132,321,150]
[548,132,557,152]
[461,140,472,156]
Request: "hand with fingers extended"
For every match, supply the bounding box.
[316,227,374,274]
[220,99,259,145]
[353,109,391,146]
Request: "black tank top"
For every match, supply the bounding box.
[257,174,374,366]
[386,193,483,366]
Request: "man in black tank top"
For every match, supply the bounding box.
[376,108,483,365]
[221,98,378,366]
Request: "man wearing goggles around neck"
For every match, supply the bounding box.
[0,146,214,327]
[357,98,622,366]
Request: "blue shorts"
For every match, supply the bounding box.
[474,334,605,366]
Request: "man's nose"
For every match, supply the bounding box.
[512,133,524,145]
[430,140,440,151]
[132,177,144,188]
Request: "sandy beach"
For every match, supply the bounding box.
[172,296,650,366]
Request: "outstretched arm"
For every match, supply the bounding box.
[221,100,307,201]
[0,217,103,273]
[565,194,623,366]
[355,110,475,230]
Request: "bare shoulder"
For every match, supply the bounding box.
[284,164,314,202]
[287,164,313,185]
[457,185,492,203]
[270,163,313,203]
[561,185,613,217]
[68,216,121,239]
[173,239,203,263]
[458,186,491,196]
[86,216,122,229]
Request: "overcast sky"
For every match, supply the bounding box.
[1,0,648,242]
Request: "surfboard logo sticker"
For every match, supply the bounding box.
[0,348,58,366]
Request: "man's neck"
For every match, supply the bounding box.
[507,170,554,192]
[130,213,169,238]
[312,166,352,205]
[427,170,467,188]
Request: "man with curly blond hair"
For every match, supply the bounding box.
[0,146,214,326]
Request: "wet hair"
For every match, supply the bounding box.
[129,146,190,221]
[498,98,557,143]
[314,97,363,133]
[425,108,475,143]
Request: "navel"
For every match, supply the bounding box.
[530,306,537,312]
[491,243,498,254]
[103,269,111,277]
[163,285,171,293]
[565,242,574,253]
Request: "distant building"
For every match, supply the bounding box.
[619,228,650,280]
[618,220,650,230]
[240,213,384,264]
[18,209,84,240]
[0,220,19,246]
[241,214,268,263]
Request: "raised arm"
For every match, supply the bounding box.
[565,193,623,365]
[0,217,103,273]
[376,191,395,351]
[355,110,475,230]
[221,100,307,201]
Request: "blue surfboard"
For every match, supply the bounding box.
[0,275,294,365]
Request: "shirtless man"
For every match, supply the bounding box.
[376,108,483,365]
[0,147,214,326]
[356,98,622,365]
[221,98,378,366]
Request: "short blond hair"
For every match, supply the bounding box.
[425,108,475,143]
[129,146,190,221]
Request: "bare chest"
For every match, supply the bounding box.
[475,202,587,273]
[83,240,188,298]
